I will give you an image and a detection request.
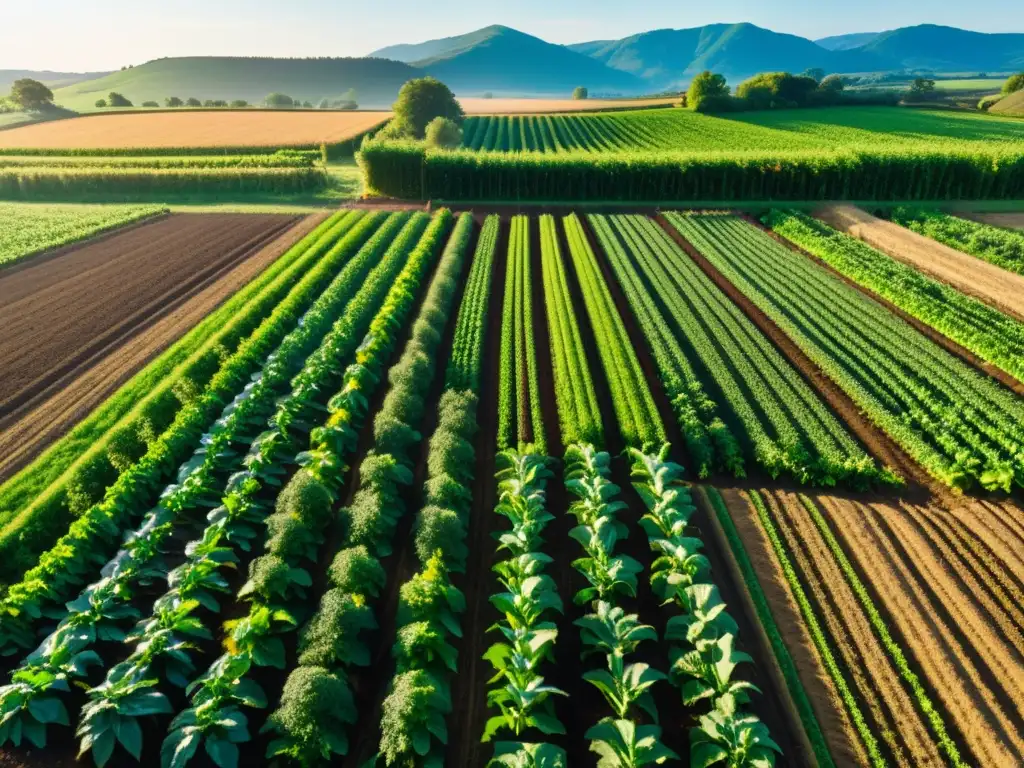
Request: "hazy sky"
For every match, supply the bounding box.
[2,0,1019,71]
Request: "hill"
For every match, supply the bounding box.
[0,70,109,95]
[857,25,1024,71]
[814,32,882,51]
[50,57,420,111]
[569,23,887,89]
[375,25,645,96]
[990,89,1024,116]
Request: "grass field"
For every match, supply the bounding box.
[0,110,391,151]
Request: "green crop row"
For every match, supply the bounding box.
[359,140,1024,202]
[562,214,664,451]
[0,151,318,170]
[0,212,369,606]
[263,214,471,765]
[497,216,545,454]
[682,213,1024,491]
[538,215,603,448]
[653,212,890,488]
[0,211,417,760]
[462,113,663,154]
[631,451,780,767]
[587,213,736,479]
[0,166,327,200]
[448,215,499,392]
[890,207,1024,277]
[766,209,1024,383]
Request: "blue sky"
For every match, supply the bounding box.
[2,0,1019,70]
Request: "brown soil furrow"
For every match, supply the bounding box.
[979,500,1024,549]
[953,504,1024,595]
[825,497,1024,765]
[921,505,1024,636]
[766,491,940,767]
[878,505,1024,709]
[712,488,867,768]
[815,205,1024,321]
[0,214,319,482]
[0,214,298,416]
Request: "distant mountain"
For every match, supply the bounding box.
[815,32,882,51]
[0,70,109,95]
[49,57,420,111]
[569,23,887,89]
[373,25,645,96]
[856,25,1024,71]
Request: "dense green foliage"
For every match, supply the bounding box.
[261,213,470,765]
[603,213,883,488]
[425,116,463,149]
[562,215,664,450]
[8,79,54,110]
[0,166,326,200]
[448,215,499,392]
[631,451,779,767]
[0,212,368,593]
[498,216,546,454]
[0,202,163,268]
[687,71,730,110]
[539,215,603,447]
[767,209,1024,383]
[1003,73,1024,95]
[0,151,319,169]
[391,77,465,139]
[888,206,1024,277]
[678,213,1024,491]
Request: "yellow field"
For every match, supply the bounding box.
[457,96,680,114]
[0,110,392,149]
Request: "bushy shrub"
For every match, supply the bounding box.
[277,469,333,529]
[573,86,589,100]
[107,92,132,107]
[687,71,729,110]
[298,588,375,667]
[392,77,464,139]
[142,101,159,107]
[423,473,471,516]
[65,456,117,517]
[1003,73,1024,95]
[414,505,467,569]
[328,545,386,596]
[267,665,356,762]
[165,96,183,107]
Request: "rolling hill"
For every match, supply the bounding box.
[568,23,887,89]
[1,70,109,95]
[990,89,1024,116]
[855,25,1024,72]
[814,32,882,51]
[373,25,645,96]
[50,57,420,111]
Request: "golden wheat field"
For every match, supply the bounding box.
[0,110,392,149]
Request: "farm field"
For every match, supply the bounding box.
[457,96,680,114]
[817,204,1024,320]
[0,206,1022,768]
[889,206,1024,275]
[0,202,163,268]
[0,110,390,150]
[967,211,1024,230]
[460,105,1024,153]
[0,213,327,484]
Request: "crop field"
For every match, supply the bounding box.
[457,96,680,114]
[460,105,1024,153]
[0,110,391,151]
[0,204,1022,768]
[889,206,1024,276]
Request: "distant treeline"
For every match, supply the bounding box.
[689,70,900,114]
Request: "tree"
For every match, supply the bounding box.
[9,78,54,111]
[142,101,159,107]
[107,92,133,107]
[819,74,845,93]
[95,99,107,109]
[737,72,818,107]
[1004,73,1024,95]
[230,99,249,108]
[265,92,294,108]
[424,117,462,149]
[907,77,936,100]
[482,92,494,99]
[802,68,826,83]
[391,77,464,139]
[572,86,589,100]
[686,71,729,110]
[302,100,313,108]
[185,97,202,107]
[165,96,184,107]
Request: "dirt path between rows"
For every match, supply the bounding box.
[962,212,1024,231]
[816,205,1024,321]
[0,213,321,482]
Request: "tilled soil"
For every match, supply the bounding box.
[0,213,298,434]
[726,486,1024,767]
[962,212,1024,231]
[0,213,324,482]
[816,205,1024,321]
